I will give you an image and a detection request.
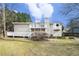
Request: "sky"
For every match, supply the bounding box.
[7,3,69,27]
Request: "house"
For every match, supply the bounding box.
[7,22,63,38]
[64,19,79,36]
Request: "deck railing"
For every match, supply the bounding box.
[7,31,32,37]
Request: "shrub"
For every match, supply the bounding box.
[69,36,74,39]
[30,32,48,41]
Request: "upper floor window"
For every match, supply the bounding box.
[56,24,59,27]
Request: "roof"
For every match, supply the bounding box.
[12,22,32,25]
[12,22,63,26]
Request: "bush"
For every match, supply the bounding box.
[30,32,48,41]
[69,36,74,39]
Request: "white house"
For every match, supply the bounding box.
[7,22,63,38]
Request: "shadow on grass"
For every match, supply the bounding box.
[0,37,49,44]
[0,37,79,46]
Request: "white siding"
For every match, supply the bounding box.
[52,23,62,37]
[12,24,31,37]
[7,22,63,37]
[14,24,30,32]
[45,22,50,35]
[7,32,31,37]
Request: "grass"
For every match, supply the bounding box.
[0,38,79,56]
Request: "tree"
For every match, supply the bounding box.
[0,5,3,36]
[16,13,31,22]
[5,8,31,31]
[60,3,79,18]
[0,3,32,37]
[60,3,79,34]
[4,4,31,31]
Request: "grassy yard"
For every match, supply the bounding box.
[0,38,79,56]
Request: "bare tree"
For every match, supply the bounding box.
[60,3,79,36]
[2,3,6,37]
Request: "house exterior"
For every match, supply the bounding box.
[63,19,79,37]
[7,22,63,38]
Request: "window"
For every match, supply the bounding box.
[41,28,45,31]
[56,24,59,27]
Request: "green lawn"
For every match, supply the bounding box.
[0,38,79,56]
